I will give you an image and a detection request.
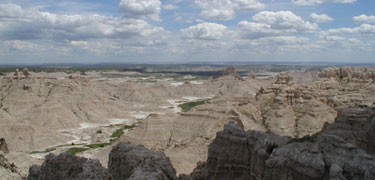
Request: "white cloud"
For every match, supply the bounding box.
[118,0,161,21]
[180,22,227,40]
[242,36,309,49]
[8,40,41,51]
[238,11,318,39]
[0,3,166,41]
[195,0,265,20]
[309,13,333,23]
[1,1,374,63]
[163,4,179,10]
[292,0,356,6]
[201,9,234,21]
[353,15,375,24]
[314,35,372,53]
[322,24,375,36]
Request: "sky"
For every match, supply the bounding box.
[0,0,374,64]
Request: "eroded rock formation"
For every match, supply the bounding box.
[22,68,31,78]
[14,69,20,80]
[28,153,110,180]
[189,117,375,180]
[322,108,375,154]
[28,142,178,180]
[319,66,375,83]
[4,66,375,176]
[27,108,375,180]
[255,74,337,137]
[219,67,242,80]
[109,142,178,180]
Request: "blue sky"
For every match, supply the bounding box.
[0,0,374,64]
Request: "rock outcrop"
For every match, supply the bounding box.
[27,108,375,180]
[219,67,242,80]
[14,69,20,80]
[322,108,375,154]
[188,108,375,180]
[22,68,31,78]
[256,74,337,137]
[28,142,178,180]
[28,153,110,180]
[109,142,178,180]
[319,66,375,83]
[189,122,290,180]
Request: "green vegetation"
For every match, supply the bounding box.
[110,124,137,138]
[56,143,85,148]
[178,99,208,112]
[124,124,136,129]
[28,122,138,155]
[80,124,137,151]
[66,147,89,155]
[30,148,56,154]
[110,124,137,142]
[110,128,124,138]
[85,143,111,149]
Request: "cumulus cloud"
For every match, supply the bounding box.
[239,36,309,50]
[118,0,161,21]
[195,0,265,20]
[180,22,227,40]
[238,11,318,39]
[0,3,166,41]
[322,24,375,36]
[353,15,375,24]
[314,35,372,53]
[309,13,333,23]
[292,0,356,6]
[163,4,179,10]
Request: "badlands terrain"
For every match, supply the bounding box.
[0,64,375,179]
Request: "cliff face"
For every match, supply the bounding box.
[319,66,375,83]
[28,142,178,180]
[108,142,178,180]
[255,68,375,138]
[190,123,290,180]
[190,108,375,180]
[27,108,375,180]
[28,153,110,180]
[322,108,375,155]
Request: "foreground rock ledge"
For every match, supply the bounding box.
[28,142,178,180]
[27,108,375,180]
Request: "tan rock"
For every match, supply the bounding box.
[22,68,31,78]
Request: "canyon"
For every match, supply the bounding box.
[0,65,374,179]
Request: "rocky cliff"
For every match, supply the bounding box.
[28,142,178,180]
[108,142,178,180]
[28,153,110,180]
[189,108,375,180]
[27,107,375,180]
[319,66,375,83]
[255,66,375,138]
[322,108,375,155]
